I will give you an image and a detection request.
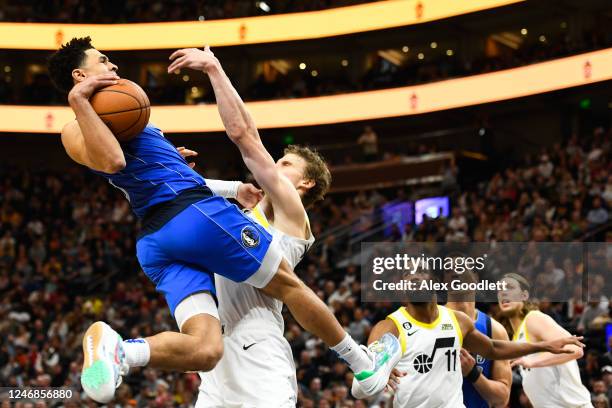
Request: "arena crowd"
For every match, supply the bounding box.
[0,126,609,407]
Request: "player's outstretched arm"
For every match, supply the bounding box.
[457,311,584,361]
[510,311,584,369]
[63,73,126,174]
[168,46,305,225]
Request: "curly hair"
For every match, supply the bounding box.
[47,36,95,93]
[284,145,331,208]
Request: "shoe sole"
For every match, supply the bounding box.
[81,321,115,403]
[357,335,402,395]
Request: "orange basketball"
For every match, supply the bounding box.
[90,79,151,142]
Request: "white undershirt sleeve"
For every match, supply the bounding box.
[205,178,242,199]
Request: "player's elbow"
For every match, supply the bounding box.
[227,124,257,146]
[489,387,510,407]
[102,156,126,174]
[225,121,250,142]
[190,342,224,371]
[572,345,584,360]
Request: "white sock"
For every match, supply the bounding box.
[122,338,150,367]
[330,333,372,373]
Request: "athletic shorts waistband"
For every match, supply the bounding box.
[138,186,214,239]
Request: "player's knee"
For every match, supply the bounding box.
[191,342,223,371]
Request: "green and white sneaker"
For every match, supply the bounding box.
[353,333,402,397]
[81,321,129,403]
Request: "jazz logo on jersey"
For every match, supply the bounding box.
[413,337,456,374]
[241,226,260,248]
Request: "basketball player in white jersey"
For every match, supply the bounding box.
[498,273,593,408]
[352,271,585,407]
[178,144,329,407]
[163,44,403,399]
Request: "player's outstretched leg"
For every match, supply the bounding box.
[81,297,222,403]
[261,260,401,395]
[81,321,129,404]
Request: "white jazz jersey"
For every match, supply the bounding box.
[386,305,465,408]
[514,311,593,408]
[215,204,314,331]
[197,205,314,408]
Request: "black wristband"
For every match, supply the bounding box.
[466,365,482,383]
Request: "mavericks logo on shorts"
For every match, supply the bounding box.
[241,226,260,248]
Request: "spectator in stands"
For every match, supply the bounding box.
[587,196,609,228]
[357,126,378,163]
[593,394,610,408]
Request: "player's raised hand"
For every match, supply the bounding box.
[168,45,219,74]
[237,183,263,209]
[177,146,198,168]
[68,73,120,101]
[539,335,585,354]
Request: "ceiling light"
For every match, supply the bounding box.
[299,63,306,70]
[520,28,528,35]
[311,70,318,77]
[539,35,546,42]
[402,46,409,53]
[182,75,190,82]
[446,49,454,56]
[430,42,437,49]
[341,59,348,67]
[256,1,270,12]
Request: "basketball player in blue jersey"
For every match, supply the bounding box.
[445,269,511,408]
[48,37,397,403]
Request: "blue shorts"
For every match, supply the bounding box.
[136,195,283,315]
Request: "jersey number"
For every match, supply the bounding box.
[413,337,456,374]
[445,349,457,371]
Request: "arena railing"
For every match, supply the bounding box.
[0,0,524,50]
[0,48,609,134]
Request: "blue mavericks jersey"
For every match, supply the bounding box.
[463,309,493,408]
[91,123,207,218]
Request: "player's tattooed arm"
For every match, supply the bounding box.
[458,311,585,361]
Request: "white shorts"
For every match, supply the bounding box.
[196,320,297,408]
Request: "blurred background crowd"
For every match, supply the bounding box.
[0,124,609,407]
[1,0,611,407]
[0,0,377,23]
[1,2,610,107]
[0,25,609,106]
